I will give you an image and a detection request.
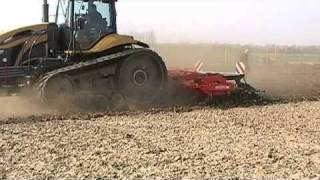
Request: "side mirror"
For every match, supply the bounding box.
[76,17,86,30]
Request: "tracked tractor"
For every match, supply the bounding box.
[0,0,168,107]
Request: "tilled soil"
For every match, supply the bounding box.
[1,101,320,179]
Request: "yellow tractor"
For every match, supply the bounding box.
[0,0,167,107]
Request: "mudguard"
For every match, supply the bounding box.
[81,34,149,54]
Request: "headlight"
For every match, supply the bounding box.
[0,50,4,55]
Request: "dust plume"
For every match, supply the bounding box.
[247,63,320,99]
[0,97,53,119]
[153,43,320,100]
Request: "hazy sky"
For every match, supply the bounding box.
[1,0,320,45]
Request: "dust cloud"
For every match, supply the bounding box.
[0,97,53,119]
[153,44,320,99]
[1,44,320,118]
[247,64,320,98]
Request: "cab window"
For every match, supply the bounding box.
[74,0,114,49]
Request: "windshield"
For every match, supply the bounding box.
[55,0,69,24]
[53,0,115,49]
[74,0,115,49]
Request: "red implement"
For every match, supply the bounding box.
[167,59,260,100]
[168,69,236,97]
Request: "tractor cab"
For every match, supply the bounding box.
[54,0,117,50]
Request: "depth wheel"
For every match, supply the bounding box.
[117,50,167,106]
[40,75,75,108]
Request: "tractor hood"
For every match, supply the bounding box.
[0,24,49,48]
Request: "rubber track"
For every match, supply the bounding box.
[37,48,149,100]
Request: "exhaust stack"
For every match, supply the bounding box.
[43,0,49,22]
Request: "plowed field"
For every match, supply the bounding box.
[1,101,320,179]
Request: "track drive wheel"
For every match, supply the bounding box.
[117,50,167,106]
[40,75,75,108]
